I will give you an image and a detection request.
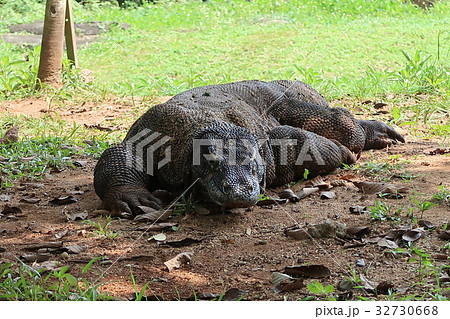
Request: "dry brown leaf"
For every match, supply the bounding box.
[286,219,347,240]
[320,191,335,199]
[64,210,88,221]
[376,281,394,295]
[0,126,19,145]
[297,187,320,199]
[385,226,412,241]
[27,224,52,234]
[402,228,424,242]
[346,226,371,238]
[55,229,69,239]
[425,148,450,155]
[50,196,78,206]
[256,198,288,206]
[1,205,22,215]
[164,252,193,272]
[377,238,399,249]
[432,253,448,260]
[271,272,305,293]
[134,207,172,222]
[65,244,86,254]
[284,264,331,278]
[24,242,63,251]
[21,198,41,204]
[278,189,299,202]
[353,181,409,195]
[21,253,52,262]
[73,160,88,167]
[418,220,435,230]
[349,205,367,215]
[221,288,249,301]
[359,274,376,292]
[306,176,332,190]
[38,260,63,272]
[438,230,450,240]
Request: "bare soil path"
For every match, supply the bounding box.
[0,98,449,300]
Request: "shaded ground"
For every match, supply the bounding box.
[1,21,129,46]
[0,97,449,301]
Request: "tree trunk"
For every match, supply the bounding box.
[37,0,67,85]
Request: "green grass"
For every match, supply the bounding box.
[0,0,448,99]
[83,215,121,239]
[0,115,113,188]
[72,0,449,98]
[0,259,113,301]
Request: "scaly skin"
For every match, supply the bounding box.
[94,80,404,215]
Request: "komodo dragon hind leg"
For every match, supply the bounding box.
[268,125,356,186]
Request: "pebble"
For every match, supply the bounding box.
[356,259,366,267]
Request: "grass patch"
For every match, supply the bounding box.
[0,0,448,99]
[0,259,113,301]
[0,115,114,187]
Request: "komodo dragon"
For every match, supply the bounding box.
[94,80,404,215]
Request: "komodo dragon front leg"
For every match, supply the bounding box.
[94,145,163,215]
[268,99,405,153]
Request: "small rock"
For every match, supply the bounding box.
[356,259,366,267]
[349,205,367,215]
[338,279,353,291]
[0,194,11,202]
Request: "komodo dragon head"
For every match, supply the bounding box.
[191,121,265,208]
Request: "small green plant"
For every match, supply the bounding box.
[306,281,336,300]
[368,200,402,222]
[83,215,120,239]
[0,259,112,300]
[433,186,450,204]
[303,168,310,180]
[388,247,412,258]
[408,247,434,281]
[345,265,362,286]
[413,198,437,219]
[390,50,449,94]
[0,48,39,100]
[172,195,197,215]
[130,269,154,301]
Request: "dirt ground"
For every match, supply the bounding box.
[0,97,449,301]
